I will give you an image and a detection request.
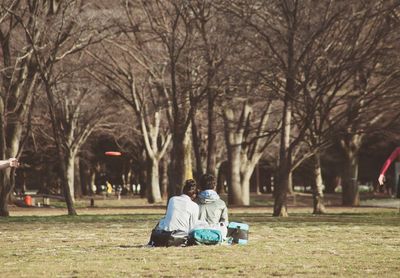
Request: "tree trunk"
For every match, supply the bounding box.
[183,127,193,181]
[169,131,192,197]
[206,92,217,177]
[0,171,11,216]
[44,82,77,216]
[160,157,168,200]
[227,138,243,205]
[240,169,253,206]
[240,160,258,206]
[79,159,89,196]
[273,160,290,217]
[66,152,76,202]
[273,95,291,217]
[170,140,183,196]
[224,105,252,206]
[287,171,294,195]
[126,169,132,191]
[122,160,132,190]
[0,95,25,216]
[272,11,297,217]
[340,133,362,206]
[62,170,77,216]
[312,154,326,214]
[255,163,261,195]
[139,161,147,198]
[74,157,82,198]
[6,124,20,209]
[147,158,162,203]
[191,112,204,180]
[324,175,338,194]
[138,110,171,202]
[342,152,360,206]
[216,162,226,194]
[90,170,96,195]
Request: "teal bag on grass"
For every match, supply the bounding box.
[188,229,222,245]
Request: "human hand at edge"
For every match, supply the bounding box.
[8,158,19,168]
[378,174,385,186]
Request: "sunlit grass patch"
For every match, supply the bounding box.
[0,208,399,277]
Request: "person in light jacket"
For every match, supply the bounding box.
[196,174,228,237]
[148,179,199,247]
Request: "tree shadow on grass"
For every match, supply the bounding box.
[118,244,148,249]
[2,211,399,227]
[230,211,400,227]
[0,213,162,223]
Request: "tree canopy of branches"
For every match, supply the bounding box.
[0,0,399,217]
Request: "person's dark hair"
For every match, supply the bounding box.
[199,174,216,191]
[182,179,198,199]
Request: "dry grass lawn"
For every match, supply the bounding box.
[1,195,399,277]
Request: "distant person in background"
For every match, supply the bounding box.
[196,174,228,237]
[91,184,97,195]
[106,181,113,197]
[378,147,400,186]
[0,158,19,170]
[378,147,400,197]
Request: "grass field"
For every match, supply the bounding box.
[1,201,399,278]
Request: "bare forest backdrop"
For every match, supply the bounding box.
[0,0,399,216]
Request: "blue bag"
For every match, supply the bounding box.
[188,229,222,245]
[227,222,249,244]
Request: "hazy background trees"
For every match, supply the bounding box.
[221,0,400,215]
[0,0,399,217]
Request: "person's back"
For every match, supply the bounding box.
[158,193,199,233]
[196,174,228,225]
[149,179,199,246]
[197,190,228,224]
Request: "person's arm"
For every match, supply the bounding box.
[189,204,200,231]
[0,158,19,170]
[219,202,229,224]
[158,197,175,231]
[378,147,400,185]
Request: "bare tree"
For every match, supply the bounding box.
[221,0,351,216]
[87,7,172,202]
[335,1,400,206]
[223,100,277,205]
[54,75,114,201]
[138,0,211,195]
[10,0,111,215]
[186,1,235,178]
[220,0,400,215]
[0,1,41,216]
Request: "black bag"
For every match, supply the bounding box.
[150,229,188,247]
[227,222,249,244]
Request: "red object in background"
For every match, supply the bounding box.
[24,195,32,206]
[105,151,122,156]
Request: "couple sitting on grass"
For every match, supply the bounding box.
[149,174,228,247]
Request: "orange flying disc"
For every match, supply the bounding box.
[105,151,122,156]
